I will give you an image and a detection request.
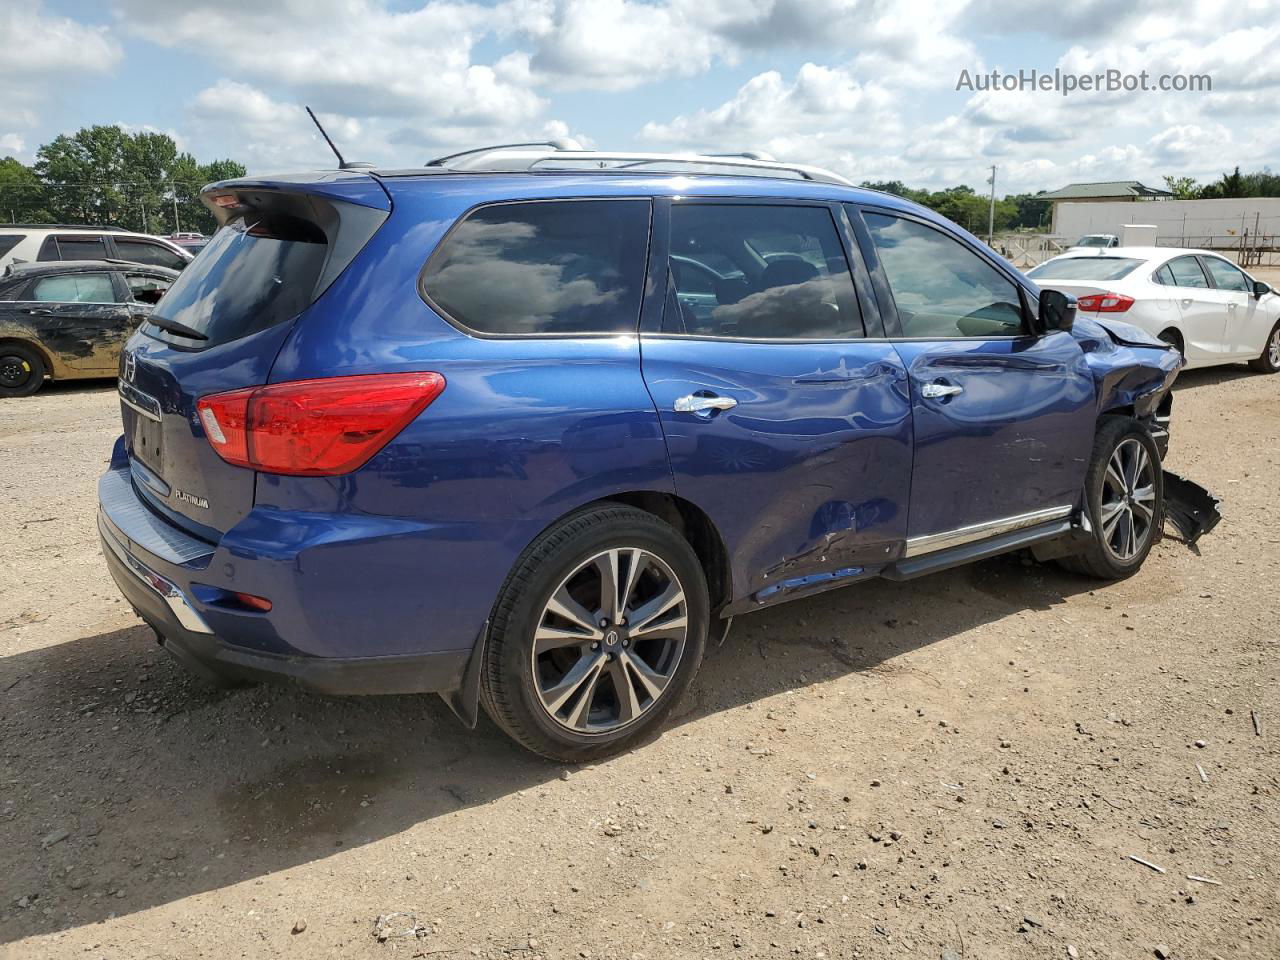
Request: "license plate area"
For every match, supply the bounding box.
[131,414,165,476]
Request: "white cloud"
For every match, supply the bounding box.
[0,3,123,155]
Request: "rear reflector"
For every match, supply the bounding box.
[197,372,445,476]
[231,591,272,612]
[1075,291,1134,313]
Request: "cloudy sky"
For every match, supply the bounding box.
[3,0,1278,193]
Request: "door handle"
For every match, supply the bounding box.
[1227,302,1237,311]
[674,394,737,414]
[922,382,964,399]
[1181,299,1193,307]
[29,308,52,316]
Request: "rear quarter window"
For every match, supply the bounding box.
[0,235,26,259]
[421,199,651,336]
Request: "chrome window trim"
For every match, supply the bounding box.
[903,505,1074,558]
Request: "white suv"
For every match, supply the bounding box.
[0,225,193,271]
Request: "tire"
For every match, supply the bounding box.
[479,504,709,762]
[0,343,47,397]
[1057,416,1163,580]
[1248,319,1280,373]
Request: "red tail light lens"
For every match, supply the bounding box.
[1075,291,1134,313]
[196,372,445,476]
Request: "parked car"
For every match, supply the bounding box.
[0,260,177,396]
[1028,247,1280,371]
[169,232,210,254]
[100,147,1194,761]
[0,225,193,272]
[1069,233,1119,250]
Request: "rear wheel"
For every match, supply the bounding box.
[1248,320,1280,373]
[0,343,46,397]
[480,505,709,762]
[1058,417,1163,580]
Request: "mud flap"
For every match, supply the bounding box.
[441,622,487,729]
[1162,471,1222,545]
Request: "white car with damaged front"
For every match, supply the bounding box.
[1027,247,1280,373]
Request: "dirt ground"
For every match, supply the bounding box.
[1,366,1276,960]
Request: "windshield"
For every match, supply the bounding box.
[1028,257,1144,281]
[147,213,327,346]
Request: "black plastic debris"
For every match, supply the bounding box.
[1163,471,1222,545]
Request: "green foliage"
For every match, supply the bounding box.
[1163,175,1199,199]
[859,180,1046,233]
[1,126,247,235]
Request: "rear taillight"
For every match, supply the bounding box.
[1075,291,1134,313]
[196,372,445,476]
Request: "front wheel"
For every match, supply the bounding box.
[1057,417,1163,580]
[1248,320,1280,373]
[480,505,709,762]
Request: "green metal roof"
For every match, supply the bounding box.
[1039,180,1174,200]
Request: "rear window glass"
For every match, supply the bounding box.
[32,272,116,303]
[114,238,188,271]
[148,214,327,345]
[422,200,650,335]
[0,235,25,259]
[1027,257,1144,281]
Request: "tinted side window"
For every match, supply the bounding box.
[0,235,25,259]
[53,236,108,261]
[1166,256,1209,288]
[114,238,187,271]
[32,272,116,303]
[126,273,172,305]
[1202,257,1250,292]
[665,204,861,339]
[422,200,650,335]
[863,212,1024,338]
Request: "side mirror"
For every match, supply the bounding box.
[1036,289,1076,334]
[1254,280,1272,298]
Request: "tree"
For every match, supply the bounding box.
[0,157,50,223]
[1200,166,1247,199]
[26,125,246,234]
[1163,175,1199,199]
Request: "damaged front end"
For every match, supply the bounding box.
[1073,314,1222,547]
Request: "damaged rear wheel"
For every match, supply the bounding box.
[0,343,46,398]
[1058,416,1163,580]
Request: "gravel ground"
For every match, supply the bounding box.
[0,367,1277,960]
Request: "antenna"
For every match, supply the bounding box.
[306,106,353,169]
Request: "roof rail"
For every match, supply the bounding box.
[419,143,852,186]
[1,223,129,232]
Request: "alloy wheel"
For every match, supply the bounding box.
[1269,328,1280,368]
[1100,437,1157,562]
[531,548,688,734]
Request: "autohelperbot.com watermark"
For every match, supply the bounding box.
[956,67,1212,96]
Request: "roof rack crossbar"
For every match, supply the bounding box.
[420,145,852,186]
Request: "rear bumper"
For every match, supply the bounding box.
[100,515,470,694]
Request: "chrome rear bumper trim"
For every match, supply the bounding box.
[99,513,213,634]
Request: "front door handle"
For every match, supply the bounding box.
[922,382,964,399]
[29,308,53,316]
[674,394,737,414]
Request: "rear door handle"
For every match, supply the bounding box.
[922,382,964,399]
[674,394,737,414]
[29,308,53,316]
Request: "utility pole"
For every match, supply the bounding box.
[171,181,180,235]
[987,165,997,245]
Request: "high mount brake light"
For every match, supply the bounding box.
[1075,291,1135,313]
[196,372,446,476]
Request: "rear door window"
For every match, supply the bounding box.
[148,212,328,345]
[421,199,650,336]
[664,203,862,339]
[32,272,117,303]
[113,238,188,271]
[125,273,172,305]
[45,236,108,261]
[1166,256,1210,288]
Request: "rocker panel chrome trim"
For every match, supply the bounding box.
[903,505,1074,558]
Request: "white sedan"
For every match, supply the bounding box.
[1028,247,1280,372]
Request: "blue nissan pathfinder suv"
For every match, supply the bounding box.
[100,144,1185,760]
